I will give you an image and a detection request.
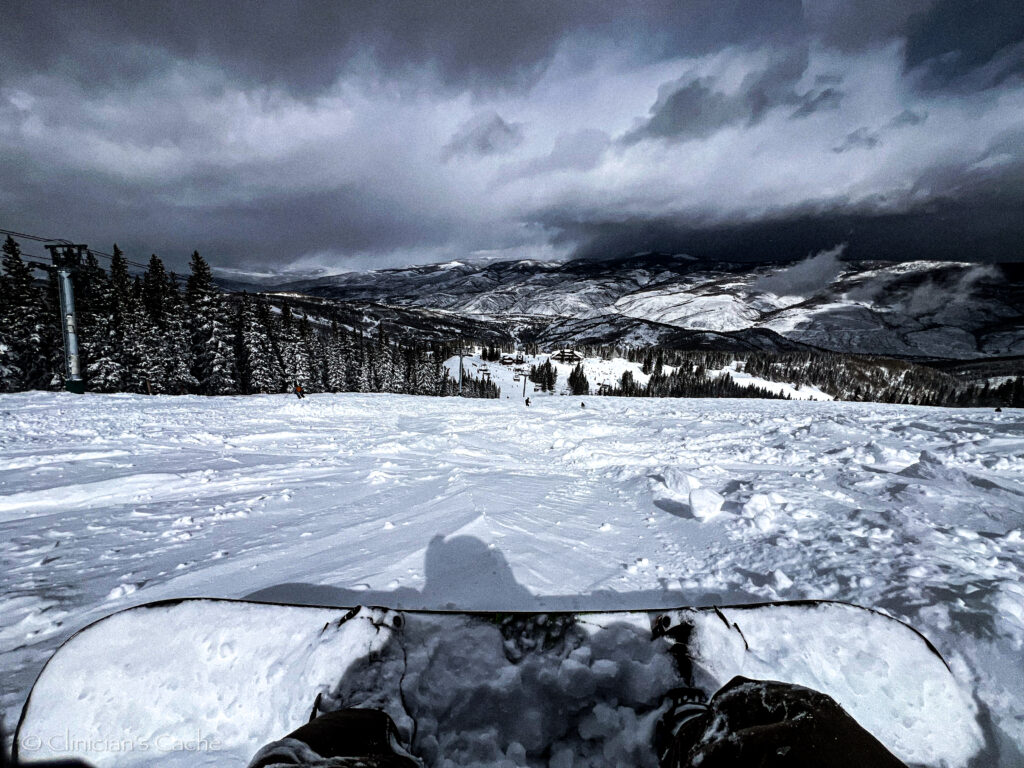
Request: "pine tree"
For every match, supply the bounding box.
[372,331,400,392]
[324,321,348,392]
[294,315,317,391]
[74,252,108,386]
[568,363,590,395]
[0,236,52,390]
[122,279,164,394]
[277,304,313,389]
[162,274,197,394]
[234,294,278,394]
[186,251,237,395]
[354,339,372,393]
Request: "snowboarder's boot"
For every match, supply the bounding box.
[656,676,907,768]
[248,708,419,768]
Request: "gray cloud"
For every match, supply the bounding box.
[833,109,928,152]
[506,130,611,181]
[1,1,1023,272]
[888,109,928,128]
[443,113,524,161]
[833,127,881,153]
[789,87,843,119]
[803,0,936,51]
[622,48,812,143]
[622,79,741,143]
[534,142,1024,264]
[2,1,807,97]
[754,244,847,296]
[905,0,1024,90]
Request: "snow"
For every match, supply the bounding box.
[687,487,725,520]
[614,289,764,332]
[2,392,1023,765]
[712,361,834,401]
[448,353,831,401]
[445,352,674,397]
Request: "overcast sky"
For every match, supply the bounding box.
[2,0,1023,273]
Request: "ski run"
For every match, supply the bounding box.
[1,390,1023,765]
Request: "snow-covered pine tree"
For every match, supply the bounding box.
[293,315,317,391]
[276,304,304,389]
[141,254,170,321]
[122,276,165,394]
[162,274,198,394]
[253,298,285,392]
[232,294,251,393]
[399,346,416,393]
[138,255,184,394]
[353,338,373,393]
[81,255,125,392]
[240,296,282,394]
[415,349,442,395]
[186,251,237,395]
[73,252,108,387]
[325,320,349,392]
[0,236,54,391]
[372,331,400,392]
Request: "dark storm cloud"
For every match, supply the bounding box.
[803,0,936,51]
[0,148,462,272]
[905,0,1024,90]
[540,134,1024,263]
[2,0,1024,270]
[621,79,740,143]
[541,197,1024,265]
[443,113,524,161]
[3,0,806,96]
[622,48,812,144]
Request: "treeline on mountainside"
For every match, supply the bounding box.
[0,237,497,398]
[605,348,1023,407]
[481,344,1021,407]
[607,365,793,401]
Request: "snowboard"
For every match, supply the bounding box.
[14,599,983,768]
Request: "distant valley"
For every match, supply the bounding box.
[220,253,1024,364]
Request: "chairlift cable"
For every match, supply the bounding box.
[1,226,156,270]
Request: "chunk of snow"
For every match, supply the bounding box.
[689,488,725,521]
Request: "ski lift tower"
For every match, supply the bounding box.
[456,340,474,395]
[44,243,87,393]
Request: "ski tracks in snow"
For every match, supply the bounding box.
[1,392,1023,757]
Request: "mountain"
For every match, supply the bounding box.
[220,255,1024,360]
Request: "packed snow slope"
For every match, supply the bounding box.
[1,392,1023,764]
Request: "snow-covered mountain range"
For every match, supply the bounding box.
[220,253,1024,360]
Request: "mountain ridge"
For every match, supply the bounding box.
[217,253,1024,361]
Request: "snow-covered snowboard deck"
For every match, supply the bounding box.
[15,599,983,768]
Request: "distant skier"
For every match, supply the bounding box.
[294,383,305,399]
[525,397,531,406]
[581,402,586,408]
